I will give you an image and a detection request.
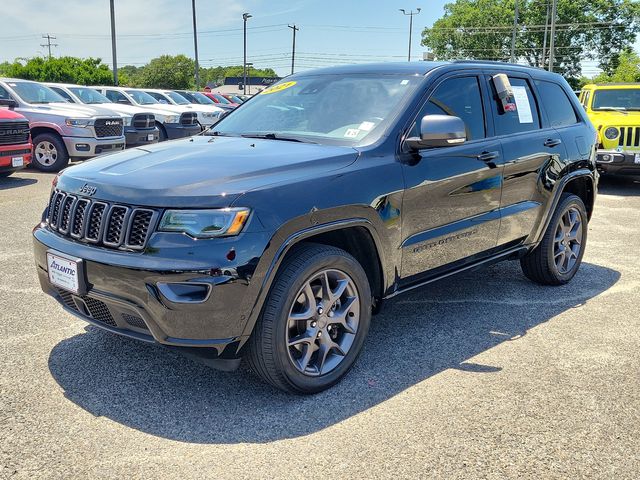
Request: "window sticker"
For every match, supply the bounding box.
[344,128,360,138]
[358,121,375,131]
[512,85,533,123]
[400,80,409,85]
[260,81,297,95]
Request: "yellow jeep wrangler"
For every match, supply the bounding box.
[580,83,640,175]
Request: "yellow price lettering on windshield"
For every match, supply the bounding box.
[260,81,297,94]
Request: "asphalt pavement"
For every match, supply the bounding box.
[1,170,639,479]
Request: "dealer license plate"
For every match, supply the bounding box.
[635,153,640,164]
[11,156,23,167]
[47,252,80,294]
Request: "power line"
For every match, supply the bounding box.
[40,34,58,59]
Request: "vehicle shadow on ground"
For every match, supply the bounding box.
[598,175,640,196]
[48,260,620,444]
[0,175,37,190]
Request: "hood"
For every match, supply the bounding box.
[57,135,359,208]
[17,102,120,119]
[80,102,155,117]
[0,107,27,121]
[143,103,189,115]
[589,110,640,127]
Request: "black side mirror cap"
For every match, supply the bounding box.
[406,114,467,150]
[0,98,19,109]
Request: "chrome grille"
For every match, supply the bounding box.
[619,127,640,148]
[46,190,158,250]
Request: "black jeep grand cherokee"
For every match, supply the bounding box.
[34,62,597,394]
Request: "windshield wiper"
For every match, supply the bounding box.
[597,107,628,115]
[240,133,316,144]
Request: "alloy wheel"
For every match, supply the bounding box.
[34,141,58,167]
[286,269,360,376]
[553,206,583,274]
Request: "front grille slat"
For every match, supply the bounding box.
[0,121,30,146]
[180,112,198,126]
[132,114,155,129]
[47,190,156,251]
[617,126,640,148]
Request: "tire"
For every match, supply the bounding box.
[520,193,588,285]
[157,123,168,142]
[32,133,69,172]
[247,243,372,394]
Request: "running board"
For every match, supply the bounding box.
[385,245,529,299]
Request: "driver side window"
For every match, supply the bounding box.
[410,76,486,141]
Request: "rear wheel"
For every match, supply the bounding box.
[247,243,371,394]
[32,133,69,172]
[520,193,588,285]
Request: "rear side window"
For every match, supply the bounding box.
[105,90,128,104]
[490,77,540,136]
[411,76,485,141]
[50,87,74,103]
[535,80,579,128]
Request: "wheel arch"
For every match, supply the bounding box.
[561,174,596,220]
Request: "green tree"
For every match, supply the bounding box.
[593,49,640,82]
[422,0,640,82]
[137,55,195,89]
[117,65,145,87]
[1,56,113,84]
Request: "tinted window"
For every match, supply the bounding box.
[490,77,540,135]
[50,87,75,103]
[411,76,485,141]
[592,89,640,111]
[535,80,578,128]
[105,90,129,104]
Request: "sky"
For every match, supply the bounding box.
[0,0,636,78]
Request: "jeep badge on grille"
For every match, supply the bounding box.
[79,184,97,196]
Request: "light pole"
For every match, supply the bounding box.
[548,0,557,72]
[109,0,118,85]
[399,8,421,62]
[192,0,200,89]
[288,24,299,75]
[510,0,519,63]
[242,12,252,95]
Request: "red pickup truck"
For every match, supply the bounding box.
[0,107,32,178]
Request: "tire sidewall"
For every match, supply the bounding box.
[269,250,372,393]
[32,133,69,172]
[546,195,588,283]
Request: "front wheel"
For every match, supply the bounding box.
[520,193,588,285]
[247,243,372,394]
[32,133,69,172]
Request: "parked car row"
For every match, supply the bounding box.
[0,78,230,174]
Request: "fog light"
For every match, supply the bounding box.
[602,154,611,162]
[75,143,90,152]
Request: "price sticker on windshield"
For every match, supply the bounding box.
[261,81,297,95]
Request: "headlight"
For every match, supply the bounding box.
[159,208,250,238]
[65,118,92,127]
[604,127,619,140]
[164,115,179,124]
[122,116,132,126]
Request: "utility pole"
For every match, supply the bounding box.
[510,0,519,63]
[109,0,118,85]
[288,24,299,75]
[399,8,421,62]
[548,0,558,72]
[40,34,58,60]
[192,0,200,89]
[541,2,550,68]
[242,13,252,95]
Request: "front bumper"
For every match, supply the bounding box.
[62,136,125,159]
[596,150,640,175]
[124,126,159,148]
[32,224,269,358]
[0,144,32,173]
[164,123,202,140]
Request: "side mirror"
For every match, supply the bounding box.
[0,98,19,109]
[405,114,467,150]
[117,99,131,105]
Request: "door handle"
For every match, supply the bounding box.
[477,151,500,162]
[544,138,562,147]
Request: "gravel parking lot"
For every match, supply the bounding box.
[1,170,639,479]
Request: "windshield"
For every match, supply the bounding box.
[69,87,111,104]
[166,91,190,105]
[213,74,421,145]
[213,94,231,104]
[10,81,66,104]
[192,92,215,105]
[126,90,159,105]
[592,89,640,111]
